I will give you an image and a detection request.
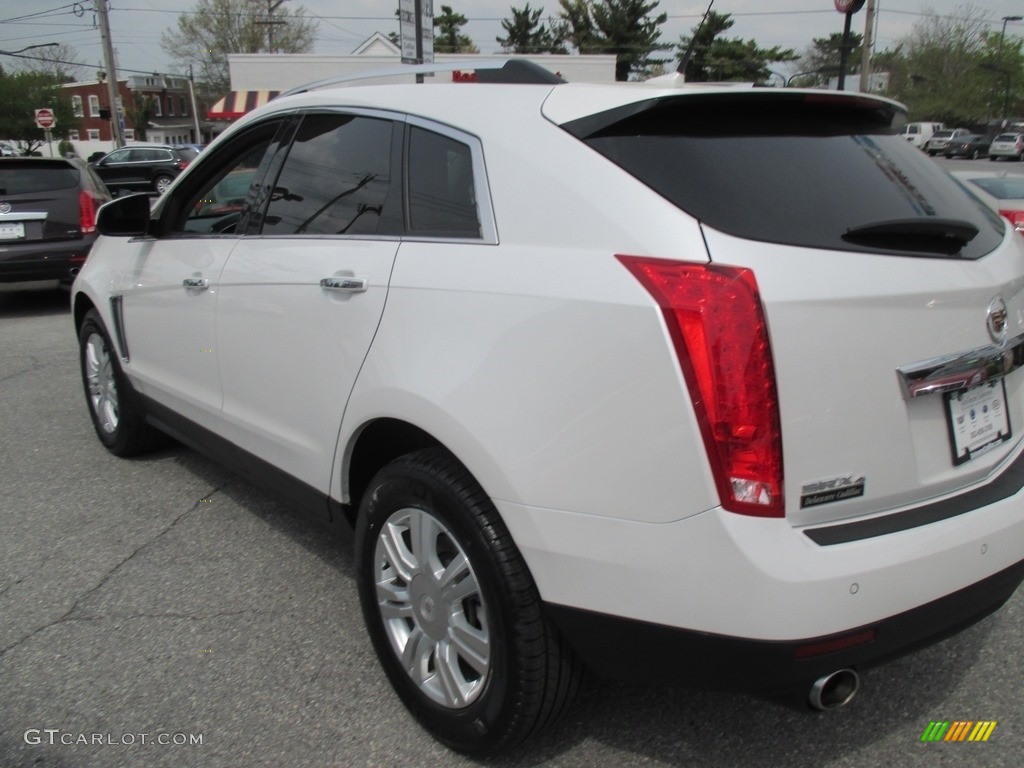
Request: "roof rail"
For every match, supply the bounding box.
[280,58,564,98]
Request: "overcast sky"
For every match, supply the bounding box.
[2,1,1022,83]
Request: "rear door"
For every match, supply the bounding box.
[568,91,1024,526]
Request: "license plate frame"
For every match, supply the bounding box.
[0,222,25,240]
[945,379,1012,466]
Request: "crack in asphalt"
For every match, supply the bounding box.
[0,485,227,660]
[0,354,44,385]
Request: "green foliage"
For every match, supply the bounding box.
[0,70,77,155]
[878,7,1024,125]
[558,0,671,81]
[125,95,158,142]
[795,32,864,86]
[498,4,567,53]
[434,5,478,54]
[160,0,317,99]
[677,10,798,84]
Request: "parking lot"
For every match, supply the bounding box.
[3,157,1024,767]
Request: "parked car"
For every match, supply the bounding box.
[925,127,970,155]
[0,142,17,157]
[0,156,111,287]
[899,121,943,149]
[89,143,198,196]
[989,132,1024,161]
[944,133,992,159]
[952,170,1024,232]
[72,61,1024,755]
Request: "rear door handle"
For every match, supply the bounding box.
[320,276,368,292]
[183,277,209,289]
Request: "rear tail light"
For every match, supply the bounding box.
[998,209,1024,233]
[618,256,784,517]
[177,160,190,170]
[79,190,98,234]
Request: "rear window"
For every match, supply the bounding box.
[567,93,1004,259]
[177,148,199,162]
[995,133,1021,142]
[0,161,79,194]
[931,130,953,139]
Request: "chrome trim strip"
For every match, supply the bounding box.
[0,211,48,222]
[805,445,1024,545]
[109,295,129,362]
[896,332,1024,398]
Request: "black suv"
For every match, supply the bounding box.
[0,157,111,286]
[90,144,198,196]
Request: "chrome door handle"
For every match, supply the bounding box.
[183,277,209,289]
[320,276,368,292]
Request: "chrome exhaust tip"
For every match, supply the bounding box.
[809,668,859,711]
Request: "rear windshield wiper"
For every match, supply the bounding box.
[842,218,979,255]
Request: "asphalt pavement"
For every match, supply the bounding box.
[3,162,1024,767]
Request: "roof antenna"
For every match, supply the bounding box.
[678,0,715,78]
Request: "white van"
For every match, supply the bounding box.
[900,121,943,149]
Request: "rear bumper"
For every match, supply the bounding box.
[0,235,96,283]
[546,557,1024,693]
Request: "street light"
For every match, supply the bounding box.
[0,42,59,56]
[994,15,1023,125]
[787,66,841,87]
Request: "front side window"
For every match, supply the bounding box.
[261,113,396,236]
[407,126,481,238]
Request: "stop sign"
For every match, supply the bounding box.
[34,108,56,130]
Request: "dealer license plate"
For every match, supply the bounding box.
[945,380,1012,465]
[0,222,25,239]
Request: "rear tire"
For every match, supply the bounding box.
[154,174,174,195]
[78,310,164,456]
[355,448,582,755]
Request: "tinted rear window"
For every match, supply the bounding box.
[966,176,1024,200]
[569,94,1004,259]
[0,161,79,194]
[995,134,1020,142]
[177,148,199,162]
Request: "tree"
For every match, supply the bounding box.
[434,5,478,54]
[497,4,566,53]
[0,70,76,155]
[125,95,158,142]
[12,43,82,83]
[160,0,318,99]
[557,0,671,81]
[879,5,1021,125]
[799,32,864,83]
[677,11,798,84]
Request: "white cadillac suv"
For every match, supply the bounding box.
[72,60,1024,754]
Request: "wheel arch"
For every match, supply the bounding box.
[73,291,98,331]
[342,418,445,527]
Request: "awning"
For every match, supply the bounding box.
[207,90,280,120]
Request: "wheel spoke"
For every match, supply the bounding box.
[448,616,490,676]
[435,641,468,708]
[376,580,412,620]
[400,626,434,684]
[409,510,440,577]
[380,520,417,581]
[438,552,475,603]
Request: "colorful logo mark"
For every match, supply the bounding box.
[920,721,997,742]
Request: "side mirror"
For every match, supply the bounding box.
[96,194,151,237]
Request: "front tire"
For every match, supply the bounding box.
[79,309,163,456]
[355,448,582,755]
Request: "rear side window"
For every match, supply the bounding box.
[262,113,396,236]
[407,126,481,238]
[569,94,1004,259]
[0,161,78,194]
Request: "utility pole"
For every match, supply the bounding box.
[94,0,124,148]
[858,0,877,93]
[256,0,288,53]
